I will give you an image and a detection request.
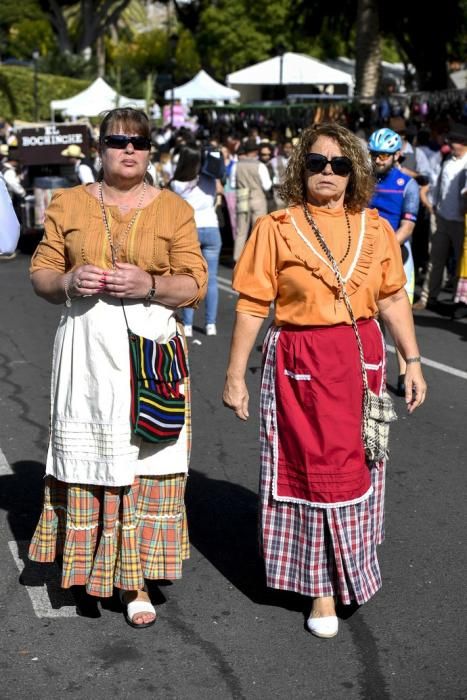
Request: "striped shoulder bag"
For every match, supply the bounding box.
[122,303,189,444]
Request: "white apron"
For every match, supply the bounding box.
[46,296,188,487]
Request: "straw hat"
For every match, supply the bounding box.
[61,144,86,158]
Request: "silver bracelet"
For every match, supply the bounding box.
[64,273,73,308]
[406,356,421,364]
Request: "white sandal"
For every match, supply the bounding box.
[119,589,157,629]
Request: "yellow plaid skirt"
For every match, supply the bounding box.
[29,474,189,597]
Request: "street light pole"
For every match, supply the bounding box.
[32,49,40,121]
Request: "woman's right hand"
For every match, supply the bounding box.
[223,377,249,421]
[67,264,108,298]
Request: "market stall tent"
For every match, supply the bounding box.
[50,77,146,119]
[164,70,240,104]
[227,52,354,102]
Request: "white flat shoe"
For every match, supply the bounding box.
[183,325,193,338]
[119,590,157,629]
[307,615,338,638]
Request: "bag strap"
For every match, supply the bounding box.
[299,205,370,397]
[120,299,131,333]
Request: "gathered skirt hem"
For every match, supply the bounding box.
[29,474,189,597]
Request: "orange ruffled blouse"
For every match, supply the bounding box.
[233,204,406,326]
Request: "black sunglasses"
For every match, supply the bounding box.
[305,153,352,176]
[103,134,152,151]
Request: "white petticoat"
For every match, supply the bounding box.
[46,296,188,487]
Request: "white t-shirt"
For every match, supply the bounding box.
[435,153,467,222]
[0,176,20,253]
[171,174,219,229]
[76,162,95,184]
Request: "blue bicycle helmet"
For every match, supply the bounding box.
[368,128,402,153]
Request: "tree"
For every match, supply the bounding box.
[38,0,132,56]
[355,0,381,99]
[291,0,466,91]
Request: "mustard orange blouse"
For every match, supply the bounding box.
[30,184,207,306]
[233,204,406,326]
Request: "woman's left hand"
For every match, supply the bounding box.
[404,363,427,413]
[103,262,152,299]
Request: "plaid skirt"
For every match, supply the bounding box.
[259,326,385,605]
[28,473,189,597]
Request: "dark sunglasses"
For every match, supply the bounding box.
[369,151,393,161]
[103,134,151,151]
[305,153,353,176]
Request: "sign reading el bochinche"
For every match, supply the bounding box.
[15,124,90,166]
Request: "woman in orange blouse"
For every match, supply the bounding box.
[28,108,207,629]
[223,123,426,639]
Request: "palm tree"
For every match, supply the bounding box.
[355,0,381,100]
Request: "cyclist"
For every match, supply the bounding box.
[368,127,420,395]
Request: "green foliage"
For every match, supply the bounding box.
[38,50,98,79]
[197,1,276,77]
[7,19,56,59]
[111,28,168,74]
[174,29,200,82]
[0,0,44,26]
[0,65,88,121]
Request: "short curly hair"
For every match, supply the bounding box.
[278,123,375,213]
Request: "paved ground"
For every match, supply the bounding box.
[0,253,466,699]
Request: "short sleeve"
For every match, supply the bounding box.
[378,216,407,299]
[30,190,68,274]
[233,215,278,317]
[169,198,208,308]
[402,178,420,221]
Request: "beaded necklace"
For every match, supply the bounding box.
[98,181,147,267]
[303,204,352,266]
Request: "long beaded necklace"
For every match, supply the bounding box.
[302,203,352,266]
[98,181,147,267]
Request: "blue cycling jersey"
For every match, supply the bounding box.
[370,168,419,231]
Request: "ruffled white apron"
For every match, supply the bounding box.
[46,296,188,487]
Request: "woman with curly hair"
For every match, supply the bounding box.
[223,123,426,638]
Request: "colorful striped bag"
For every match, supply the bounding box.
[127,329,189,444]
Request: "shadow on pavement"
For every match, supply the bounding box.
[186,468,305,613]
[414,312,467,341]
[0,459,167,616]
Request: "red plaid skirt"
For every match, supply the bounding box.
[259,325,386,605]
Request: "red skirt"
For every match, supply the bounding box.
[274,320,385,506]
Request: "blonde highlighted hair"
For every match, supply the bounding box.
[279,123,375,213]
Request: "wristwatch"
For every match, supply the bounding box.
[144,276,158,305]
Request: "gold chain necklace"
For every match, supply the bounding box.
[303,204,352,265]
[98,181,147,267]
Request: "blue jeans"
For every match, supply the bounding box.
[182,226,222,326]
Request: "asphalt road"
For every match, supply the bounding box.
[0,252,466,700]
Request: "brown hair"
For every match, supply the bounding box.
[97,107,152,183]
[278,123,375,213]
[98,107,150,145]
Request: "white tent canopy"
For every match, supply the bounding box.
[164,70,240,103]
[227,52,354,89]
[50,77,146,119]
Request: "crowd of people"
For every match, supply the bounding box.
[0,103,465,637]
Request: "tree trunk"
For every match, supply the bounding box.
[48,0,73,53]
[96,35,106,77]
[355,0,381,101]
